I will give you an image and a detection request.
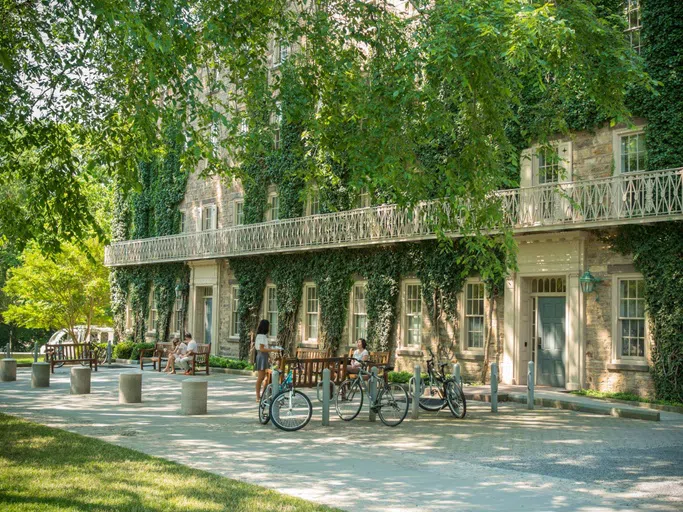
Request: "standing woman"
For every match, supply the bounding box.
[255,319,277,402]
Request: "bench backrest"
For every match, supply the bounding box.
[279,357,349,387]
[155,342,174,357]
[296,347,330,359]
[347,348,390,366]
[50,343,93,361]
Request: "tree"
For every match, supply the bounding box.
[1,0,650,253]
[2,240,111,343]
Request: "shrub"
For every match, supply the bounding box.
[112,341,134,360]
[209,356,254,371]
[131,343,154,361]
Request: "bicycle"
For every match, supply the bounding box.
[408,348,466,418]
[258,349,313,432]
[335,359,409,427]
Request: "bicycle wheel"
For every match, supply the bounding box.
[445,380,467,419]
[316,379,336,403]
[270,389,312,432]
[335,380,363,421]
[418,376,444,412]
[259,384,272,425]
[377,383,409,427]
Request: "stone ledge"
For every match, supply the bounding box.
[607,363,649,372]
[456,353,485,362]
[396,349,424,357]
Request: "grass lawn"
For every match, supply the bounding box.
[569,389,683,408]
[0,413,339,512]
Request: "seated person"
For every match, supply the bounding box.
[347,338,369,375]
[163,338,183,373]
[176,333,198,375]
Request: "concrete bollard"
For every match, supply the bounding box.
[322,368,331,426]
[33,341,39,363]
[32,362,50,388]
[0,358,17,382]
[181,378,208,415]
[527,361,535,410]
[70,367,92,395]
[271,370,280,400]
[119,371,142,404]
[453,363,462,388]
[411,365,420,420]
[369,367,378,422]
[490,363,498,413]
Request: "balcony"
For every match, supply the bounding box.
[105,168,683,267]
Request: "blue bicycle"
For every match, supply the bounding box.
[258,349,313,432]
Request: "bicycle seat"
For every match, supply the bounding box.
[439,362,450,368]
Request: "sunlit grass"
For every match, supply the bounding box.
[0,413,339,512]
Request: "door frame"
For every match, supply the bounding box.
[535,295,567,387]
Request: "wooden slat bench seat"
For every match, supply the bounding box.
[190,343,211,375]
[278,357,350,388]
[47,343,98,374]
[296,347,330,359]
[139,342,174,371]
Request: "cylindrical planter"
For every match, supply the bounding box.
[119,372,142,404]
[0,359,17,382]
[181,378,208,415]
[31,362,50,388]
[70,367,91,395]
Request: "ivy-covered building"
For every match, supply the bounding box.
[105,0,683,400]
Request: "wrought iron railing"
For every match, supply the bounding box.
[105,168,683,266]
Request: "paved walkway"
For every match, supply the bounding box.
[1,366,682,511]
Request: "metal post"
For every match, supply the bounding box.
[107,340,113,365]
[33,341,39,363]
[369,367,378,422]
[490,363,498,413]
[453,363,462,388]
[5,343,9,358]
[271,370,280,400]
[322,368,331,426]
[527,361,535,410]
[411,365,420,420]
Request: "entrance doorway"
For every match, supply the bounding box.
[537,297,566,387]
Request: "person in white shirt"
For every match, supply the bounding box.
[255,319,279,402]
[347,338,369,374]
[177,333,198,375]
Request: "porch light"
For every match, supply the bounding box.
[579,270,602,295]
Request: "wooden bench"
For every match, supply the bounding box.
[189,343,211,375]
[47,343,98,374]
[277,357,350,388]
[139,342,174,372]
[347,349,391,380]
[296,347,330,359]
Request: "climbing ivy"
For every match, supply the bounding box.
[110,124,190,342]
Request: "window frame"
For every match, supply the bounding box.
[266,192,280,221]
[201,204,217,231]
[179,210,186,233]
[611,274,648,363]
[273,40,289,67]
[402,280,423,348]
[303,284,320,344]
[230,285,240,339]
[349,281,368,346]
[461,280,486,353]
[233,200,244,226]
[613,128,647,175]
[265,285,278,340]
[306,189,320,216]
[624,0,642,54]
[148,286,158,333]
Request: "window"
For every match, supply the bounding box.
[230,285,240,338]
[357,188,371,208]
[620,132,647,173]
[273,129,280,150]
[173,295,183,333]
[352,283,368,342]
[531,277,567,294]
[536,148,560,185]
[274,101,282,126]
[275,40,289,66]
[210,121,219,156]
[266,286,278,338]
[465,283,485,349]
[624,0,642,54]
[238,118,248,136]
[307,191,320,216]
[234,200,244,225]
[202,205,217,231]
[266,193,280,221]
[305,285,319,341]
[149,287,158,332]
[617,279,646,358]
[125,299,133,330]
[179,211,186,233]
[404,283,422,346]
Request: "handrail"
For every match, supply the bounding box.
[105,168,683,267]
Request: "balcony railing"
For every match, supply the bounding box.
[105,168,683,267]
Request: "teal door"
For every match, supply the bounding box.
[537,297,565,387]
[203,297,213,345]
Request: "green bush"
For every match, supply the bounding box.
[131,343,154,361]
[387,371,429,384]
[209,356,254,371]
[112,342,134,360]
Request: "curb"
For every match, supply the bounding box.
[208,368,256,377]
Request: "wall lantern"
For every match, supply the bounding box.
[579,270,602,295]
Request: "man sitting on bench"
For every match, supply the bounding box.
[176,333,197,375]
